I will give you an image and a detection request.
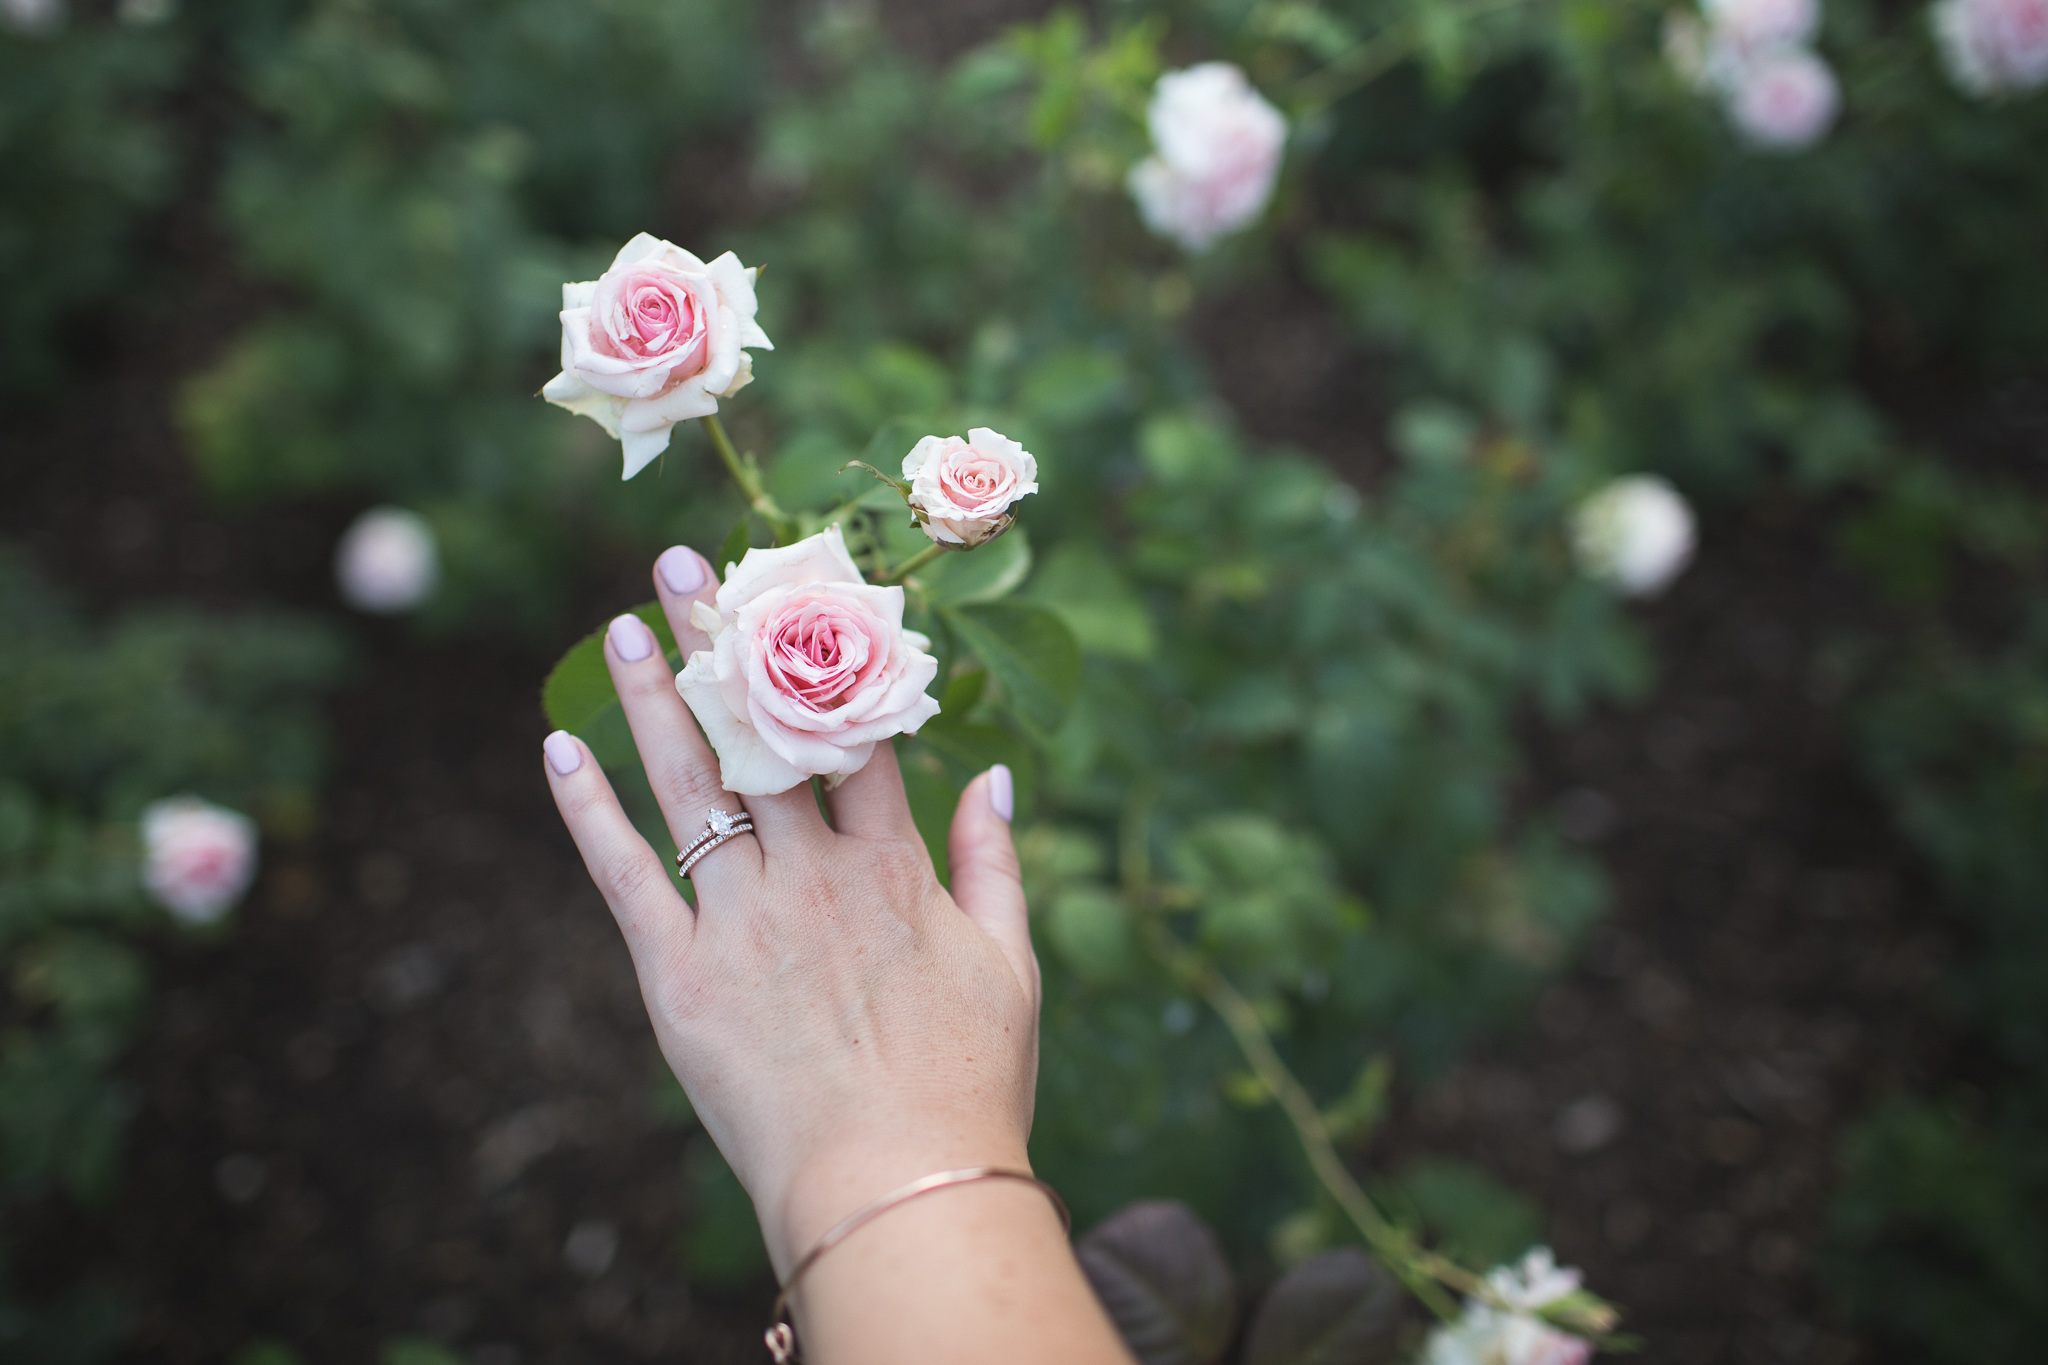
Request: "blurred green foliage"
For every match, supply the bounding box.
[0,550,341,1358]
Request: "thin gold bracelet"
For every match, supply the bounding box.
[764,1166,1071,1363]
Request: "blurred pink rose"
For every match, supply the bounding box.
[142,796,258,926]
[1700,0,1821,75]
[1727,47,1840,148]
[1934,0,2048,94]
[542,233,773,479]
[676,526,939,795]
[335,506,439,613]
[902,427,1039,547]
[1127,63,1287,252]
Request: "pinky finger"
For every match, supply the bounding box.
[543,730,695,961]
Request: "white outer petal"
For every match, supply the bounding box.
[676,649,809,795]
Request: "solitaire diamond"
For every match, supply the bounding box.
[707,809,739,836]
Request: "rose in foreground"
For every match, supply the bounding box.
[542,233,773,479]
[1727,46,1841,148]
[1127,63,1287,252]
[677,526,940,795]
[1422,1248,1595,1365]
[142,796,259,926]
[1934,0,2048,95]
[903,428,1039,547]
[1571,475,1698,597]
[335,505,440,613]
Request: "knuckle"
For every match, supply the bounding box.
[605,848,671,908]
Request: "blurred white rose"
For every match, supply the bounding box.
[1726,47,1840,149]
[1423,1249,1594,1365]
[1572,475,1698,597]
[1701,0,1821,71]
[142,797,258,926]
[2,0,63,33]
[336,506,440,614]
[1933,0,2048,95]
[1127,63,1287,252]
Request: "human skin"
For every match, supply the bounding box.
[541,545,1132,1365]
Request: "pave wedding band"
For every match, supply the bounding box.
[675,807,754,880]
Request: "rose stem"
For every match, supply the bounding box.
[877,542,947,586]
[699,414,798,543]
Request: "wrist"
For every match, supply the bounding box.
[770,1127,1033,1275]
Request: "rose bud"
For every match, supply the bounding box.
[1571,475,1698,598]
[676,526,940,796]
[1933,0,2048,96]
[542,233,773,479]
[901,427,1039,548]
[335,506,440,614]
[1725,47,1840,150]
[1126,63,1287,253]
[141,796,259,926]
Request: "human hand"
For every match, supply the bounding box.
[540,544,1040,1273]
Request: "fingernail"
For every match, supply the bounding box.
[657,546,706,595]
[608,612,654,663]
[988,764,1013,823]
[544,730,582,776]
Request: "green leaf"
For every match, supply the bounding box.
[920,527,1033,607]
[1047,885,1136,983]
[1028,543,1156,660]
[1243,1247,1403,1365]
[716,515,753,577]
[684,1137,769,1287]
[540,603,679,768]
[1077,1200,1238,1365]
[942,602,1080,735]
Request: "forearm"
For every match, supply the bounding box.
[784,1175,1132,1365]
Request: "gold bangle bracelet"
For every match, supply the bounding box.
[764,1166,1071,1363]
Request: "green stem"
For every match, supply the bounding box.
[877,541,947,585]
[1145,926,1471,1323]
[700,414,799,543]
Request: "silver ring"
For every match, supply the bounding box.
[675,807,754,880]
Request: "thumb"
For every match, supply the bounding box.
[948,765,1037,999]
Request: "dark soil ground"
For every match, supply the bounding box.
[3,5,1956,1364]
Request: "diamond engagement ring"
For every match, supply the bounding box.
[675,807,754,880]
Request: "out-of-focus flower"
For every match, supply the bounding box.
[1571,475,1698,597]
[2,0,63,33]
[142,796,258,926]
[1422,1248,1595,1365]
[1127,63,1287,252]
[677,526,939,795]
[1701,0,1821,70]
[902,428,1038,547]
[542,233,773,479]
[335,506,440,613]
[1726,46,1841,147]
[1933,0,2048,95]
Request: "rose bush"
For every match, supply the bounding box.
[544,233,773,478]
[903,427,1038,547]
[675,526,940,795]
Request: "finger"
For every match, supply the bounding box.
[948,765,1037,1001]
[542,730,695,963]
[604,609,763,890]
[653,544,831,847]
[825,739,922,843]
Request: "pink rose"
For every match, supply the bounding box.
[141,796,258,926]
[542,233,773,479]
[1934,0,2048,95]
[1726,47,1840,149]
[901,427,1039,547]
[1699,0,1821,77]
[676,526,940,795]
[1127,63,1287,252]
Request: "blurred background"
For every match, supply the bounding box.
[4,0,2045,1362]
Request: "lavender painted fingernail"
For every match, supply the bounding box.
[608,613,654,663]
[544,730,582,776]
[988,764,1014,823]
[657,546,706,595]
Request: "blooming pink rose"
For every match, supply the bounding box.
[542,233,773,479]
[901,427,1039,547]
[141,796,258,926]
[1127,63,1287,252]
[676,526,940,795]
[1934,0,2048,95]
[1726,47,1840,149]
